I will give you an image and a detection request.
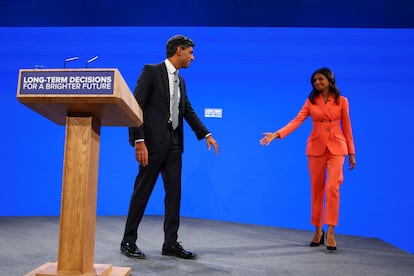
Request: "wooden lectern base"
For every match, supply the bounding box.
[24,262,131,276]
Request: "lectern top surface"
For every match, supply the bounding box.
[16,68,143,127]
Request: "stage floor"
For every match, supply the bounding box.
[0,216,413,275]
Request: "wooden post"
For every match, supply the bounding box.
[58,116,101,274]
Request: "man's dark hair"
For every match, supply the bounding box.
[166,35,195,57]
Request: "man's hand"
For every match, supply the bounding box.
[206,135,219,155]
[135,141,149,166]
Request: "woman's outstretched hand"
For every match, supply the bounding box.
[260,132,280,146]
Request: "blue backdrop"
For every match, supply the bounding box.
[1,26,414,254]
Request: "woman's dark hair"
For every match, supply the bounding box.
[166,35,195,57]
[308,67,340,105]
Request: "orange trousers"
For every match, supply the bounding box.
[307,149,345,227]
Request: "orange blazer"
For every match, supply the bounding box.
[277,94,355,156]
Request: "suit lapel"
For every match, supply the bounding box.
[178,75,184,110]
[317,94,334,120]
[159,63,170,105]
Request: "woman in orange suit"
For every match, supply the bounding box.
[260,67,356,250]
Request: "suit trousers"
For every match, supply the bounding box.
[307,148,345,227]
[123,124,182,245]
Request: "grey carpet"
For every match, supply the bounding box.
[0,216,413,276]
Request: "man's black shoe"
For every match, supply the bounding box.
[120,240,145,259]
[162,242,197,259]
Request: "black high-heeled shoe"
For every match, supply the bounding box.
[309,230,324,247]
[326,233,337,250]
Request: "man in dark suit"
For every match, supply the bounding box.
[121,35,219,260]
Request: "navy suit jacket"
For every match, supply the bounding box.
[129,62,209,153]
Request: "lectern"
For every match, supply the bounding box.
[17,69,142,276]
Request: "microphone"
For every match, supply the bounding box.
[63,56,79,68]
[85,56,99,68]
